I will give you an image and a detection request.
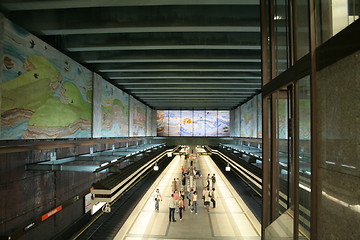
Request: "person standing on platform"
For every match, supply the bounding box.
[171,178,177,192]
[187,189,194,206]
[154,188,162,211]
[169,194,177,222]
[178,196,185,221]
[180,188,185,203]
[202,187,208,205]
[176,178,181,192]
[192,191,198,214]
[211,173,216,189]
[210,188,216,208]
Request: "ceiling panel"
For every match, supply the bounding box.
[0,0,261,110]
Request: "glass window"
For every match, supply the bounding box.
[274,0,290,75]
[294,0,310,59]
[318,0,360,44]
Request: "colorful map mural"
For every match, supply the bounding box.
[240,96,258,138]
[130,97,146,136]
[1,19,93,139]
[156,110,168,136]
[100,80,129,137]
[146,106,153,136]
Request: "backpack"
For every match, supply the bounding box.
[212,176,216,183]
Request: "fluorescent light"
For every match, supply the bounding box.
[100,162,109,167]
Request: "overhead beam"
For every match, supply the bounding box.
[1,0,258,11]
[93,62,261,72]
[112,79,261,84]
[130,89,258,94]
[61,32,260,52]
[69,49,261,64]
[105,71,261,79]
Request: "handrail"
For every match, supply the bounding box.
[0,137,153,154]
[91,145,179,203]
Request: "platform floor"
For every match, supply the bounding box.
[114,147,261,240]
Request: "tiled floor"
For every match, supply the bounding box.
[114,147,261,240]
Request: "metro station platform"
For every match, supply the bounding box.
[113,147,261,240]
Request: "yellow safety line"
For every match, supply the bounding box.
[286,211,311,240]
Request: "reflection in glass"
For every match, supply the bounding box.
[298,77,311,237]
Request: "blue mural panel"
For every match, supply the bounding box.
[193,110,206,136]
[217,110,230,136]
[205,111,218,136]
[168,110,180,136]
[180,110,193,136]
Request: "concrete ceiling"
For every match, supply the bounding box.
[0,0,261,110]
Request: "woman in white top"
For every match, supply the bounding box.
[154,188,162,211]
[192,191,198,214]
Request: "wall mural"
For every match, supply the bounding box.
[100,80,129,137]
[234,106,241,137]
[1,19,92,139]
[131,97,146,136]
[217,110,230,136]
[205,111,218,136]
[146,106,153,136]
[156,110,230,137]
[168,110,181,136]
[180,110,193,136]
[193,110,206,136]
[240,96,258,138]
[156,110,168,136]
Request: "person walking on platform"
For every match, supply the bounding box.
[204,187,211,212]
[211,173,216,189]
[206,173,211,188]
[181,176,186,190]
[154,188,162,211]
[169,194,177,222]
[210,188,216,208]
[192,191,198,214]
[178,196,185,221]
